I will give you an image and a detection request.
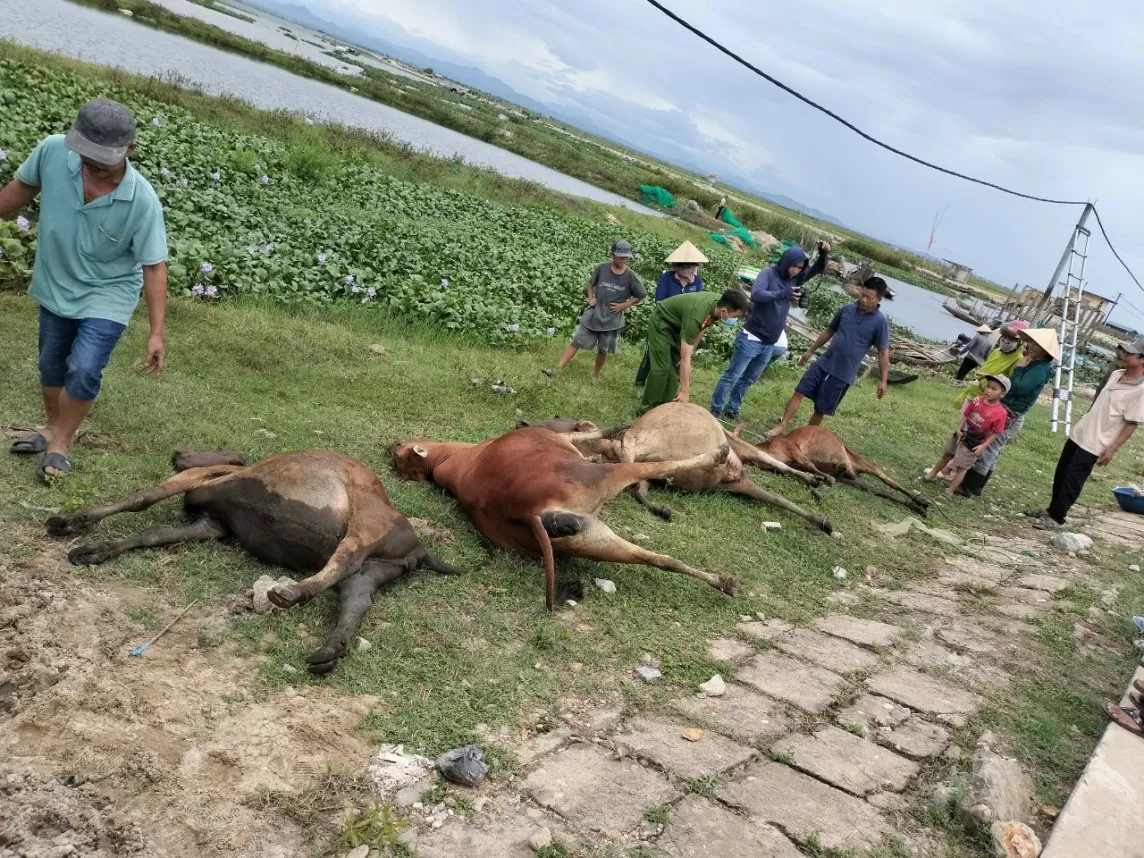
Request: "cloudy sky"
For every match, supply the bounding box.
[314,0,1144,327]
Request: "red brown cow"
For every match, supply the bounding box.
[390,426,737,609]
[44,449,456,674]
[735,424,929,514]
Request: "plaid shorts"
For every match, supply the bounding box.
[570,325,620,354]
[942,433,981,471]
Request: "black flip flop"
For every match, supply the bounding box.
[37,452,72,482]
[10,432,48,455]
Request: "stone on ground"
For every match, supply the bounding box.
[620,715,755,780]
[956,746,1035,833]
[771,725,919,796]
[521,744,678,832]
[991,821,1042,858]
[812,613,902,648]
[1013,573,1070,593]
[877,717,951,759]
[1050,531,1092,552]
[670,684,796,746]
[717,762,891,852]
[657,795,802,857]
[515,728,571,767]
[936,622,1013,656]
[836,694,911,737]
[736,652,845,713]
[878,589,962,617]
[708,637,756,662]
[737,618,793,641]
[867,665,980,715]
[698,674,726,697]
[527,827,552,852]
[772,627,879,673]
[992,600,1045,621]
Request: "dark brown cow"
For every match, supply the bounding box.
[44,449,456,674]
[390,426,736,609]
[736,424,929,514]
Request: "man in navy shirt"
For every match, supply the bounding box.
[767,276,891,437]
[635,241,707,388]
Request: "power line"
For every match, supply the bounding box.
[642,0,1143,291]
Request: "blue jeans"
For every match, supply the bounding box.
[38,307,126,401]
[711,331,774,414]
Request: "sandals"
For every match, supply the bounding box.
[37,452,72,482]
[9,432,48,455]
[1105,702,1144,737]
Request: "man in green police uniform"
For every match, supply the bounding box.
[639,289,749,414]
[0,98,168,480]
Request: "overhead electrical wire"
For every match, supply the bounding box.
[641,0,1143,293]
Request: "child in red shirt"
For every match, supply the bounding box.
[926,374,1010,499]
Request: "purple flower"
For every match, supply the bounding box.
[345,275,355,285]
[0,247,5,259]
[211,171,221,182]
[16,215,30,231]
[264,243,275,254]
[547,327,556,337]
[246,245,257,255]
[351,285,360,294]
[361,297,369,304]
[178,177,188,188]
[259,175,269,184]
[191,283,204,296]
[205,284,218,298]
[505,323,520,333]
[366,286,376,299]
[160,167,170,176]
[0,148,8,161]
[316,251,327,264]
[152,117,162,126]
[200,261,213,274]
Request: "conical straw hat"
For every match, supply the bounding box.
[1020,328,1061,360]
[665,241,708,265]
[975,324,993,333]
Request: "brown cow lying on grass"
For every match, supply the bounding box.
[44,449,456,674]
[519,403,832,533]
[735,423,930,515]
[390,426,737,609]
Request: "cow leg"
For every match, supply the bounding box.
[717,479,832,534]
[267,533,370,609]
[550,515,737,596]
[629,480,673,521]
[847,451,931,511]
[838,476,930,515]
[45,465,244,536]
[67,515,229,566]
[600,443,729,498]
[307,561,404,675]
[724,431,827,487]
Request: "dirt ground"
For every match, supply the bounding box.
[0,524,377,858]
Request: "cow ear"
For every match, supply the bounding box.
[413,446,428,458]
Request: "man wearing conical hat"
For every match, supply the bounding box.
[634,241,707,388]
[954,324,998,381]
[958,328,1059,497]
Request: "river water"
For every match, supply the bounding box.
[0,0,659,215]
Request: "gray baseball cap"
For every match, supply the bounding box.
[610,239,633,258]
[982,373,1011,393]
[64,99,137,166]
[1119,339,1144,355]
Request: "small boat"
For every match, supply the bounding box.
[942,299,983,325]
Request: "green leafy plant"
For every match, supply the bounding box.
[335,801,405,849]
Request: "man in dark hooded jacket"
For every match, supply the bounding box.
[710,242,829,420]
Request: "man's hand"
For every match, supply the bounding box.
[798,350,813,366]
[674,388,690,404]
[587,296,597,308]
[143,333,166,374]
[1098,449,1115,466]
[819,241,831,252]
[973,443,988,455]
[1017,354,1031,368]
[609,300,628,314]
[877,381,887,399]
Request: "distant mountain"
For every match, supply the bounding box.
[757,193,845,228]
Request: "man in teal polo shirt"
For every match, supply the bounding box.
[0,98,168,480]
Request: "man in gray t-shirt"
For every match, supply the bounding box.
[544,239,646,383]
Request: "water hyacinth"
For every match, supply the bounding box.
[505,323,520,333]
[264,243,275,254]
[316,251,327,264]
[345,275,355,286]
[211,171,221,182]
[547,327,557,337]
[0,148,7,160]
[200,261,213,274]
[160,167,170,176]
[191,283,204,296]
[205,285,218,298]
[351,285,360,294]
[365,286,376,299]
[259,175,269,184]
[177,177,188,188]
[15,215,30,231]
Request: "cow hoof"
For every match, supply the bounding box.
[717,575,740,596]
[822,475,837,487]
[820,518,834,535]
[714,443,730,465]
[68,542,112,566]
[46,513,88,537]
[306,648,341,675]
[267,583,306,609]
[652,505,673,522]
[809,486,824,502]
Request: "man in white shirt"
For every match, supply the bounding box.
[1028,339,1144,529]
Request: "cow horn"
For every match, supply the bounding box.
[413,445,428,458]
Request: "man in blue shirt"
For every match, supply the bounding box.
[635,241,706,388]
[711,242,829,421]
[1,99,168,480]
[767,276,891,437]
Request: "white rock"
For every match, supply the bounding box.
[564,599,577,607]
[250,575,280,614]
[594,578,616,594]
[472,797,487,813]
[528,827,553,852]
[1051,531,1093,552]
[634,666,662,683]
[761,521,782,531]
[281,664,297,674]
[356,637,372,651]
[699,675,726,697]
[1130,564,1140,572]
[833,566,848,580]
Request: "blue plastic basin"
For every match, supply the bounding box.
[1112,487,1144,514]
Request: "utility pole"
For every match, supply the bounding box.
[1105,292,1123,324]
[1038,203,1093,312]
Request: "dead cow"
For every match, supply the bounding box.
[390,426,737,609]
[44,449,456,674]
[522,403,831,533]
[737,424,929,514]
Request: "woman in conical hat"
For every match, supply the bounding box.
[955,320,1029,407]
[958,327,1059,497]
[635,242,709,388]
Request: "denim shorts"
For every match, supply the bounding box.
[570,325,620,354]
[38,306,127,401]
[795,359,851,416]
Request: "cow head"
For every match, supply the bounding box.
[515,416,599,433]
[389,440,434,481]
